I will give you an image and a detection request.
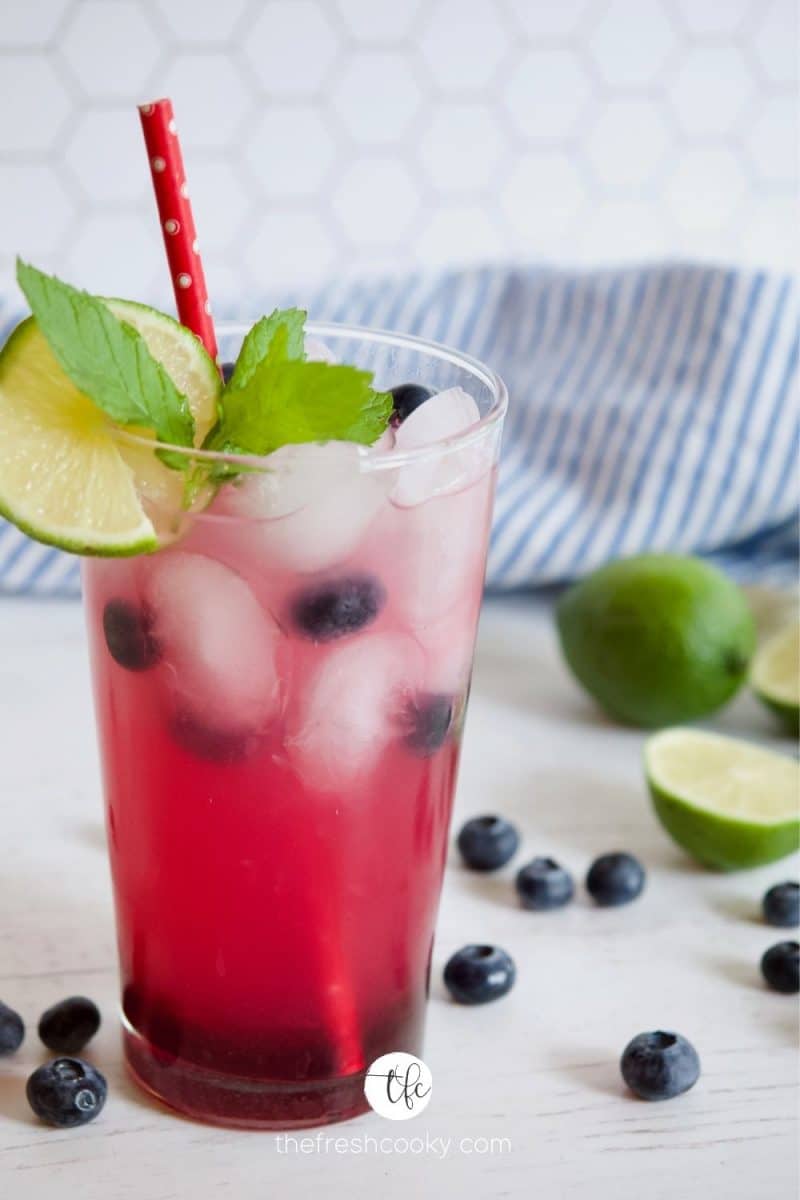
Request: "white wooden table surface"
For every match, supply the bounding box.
[0,594,797,1200]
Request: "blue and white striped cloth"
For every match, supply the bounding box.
[0,262,798,597]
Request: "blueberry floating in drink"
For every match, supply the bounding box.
[403,693,454,756]
[103,599,161,672]
[390,382,434,425]
[290,574,386,642]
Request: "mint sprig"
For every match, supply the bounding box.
[16,259,195,449]
[201,309,392,468]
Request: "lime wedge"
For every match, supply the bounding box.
[751,623,800,736]
[646,727,800,871]
[0,305,221,556]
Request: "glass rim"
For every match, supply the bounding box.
[118,319,508,475]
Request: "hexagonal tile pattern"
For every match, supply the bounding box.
[58,0,160,99]
[331,159,421,245]
[673,0,751,35]
[751,0,798,85]
[247,210,338,288]
[0,58,71,152]
[0,0,71,47]
[419,0,511,94]
[183,160,249,250]
[330,51,422,145]
[505,0,590,38]
[335,0,424,41]
[244,0,339,98]
[418,103,508,194]
[501,152,586,246]
[415,205,506,267]
[585,99,673,192]
[504,50,592,141]
[665,148,748,234]
[0,0,795,294]
[0,165,74,255]
[63,214,162,297]
[159,55,252,150]
[744,94,799,186]
[153,0,249,43]
[588,0,677,89]
[62,110,150,205]
[244,107,336,198]
[667,46,757,139]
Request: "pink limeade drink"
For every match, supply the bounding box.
[82,323,506,1127]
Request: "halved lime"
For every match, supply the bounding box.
[0,304,220,556]
[646,727,800,871]
[751,623,800,736]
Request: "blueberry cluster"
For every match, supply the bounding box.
[0,996,106,1127]
[446,812,799,1100]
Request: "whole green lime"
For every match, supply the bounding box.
[556,554,756,728]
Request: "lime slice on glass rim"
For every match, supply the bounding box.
[645,727,800,871]
[0,302,220,556]
[750,623,800,736]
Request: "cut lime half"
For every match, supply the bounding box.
[0,304,220,556]
[750,623,800,736]
[646,727,800,871]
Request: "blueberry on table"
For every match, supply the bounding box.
[457,816,519,872]
[762,882,800,929]
[516,857,574,911]
[620,1031,700,1101]
[761,941,800,994]
[103,599,161,671]
[26,1058,107,1127]
[220,361,235,384]
[404,694,453,756]
[586,851,645,907]
[0,1001,24,1054]
[443,945,516,1004]
[291,574,386,642]
[389,382,434,425]
[39,996,101,1054]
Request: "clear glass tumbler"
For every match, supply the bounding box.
[82,323,507,1128]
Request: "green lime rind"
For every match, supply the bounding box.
[645,728,800,872]
[557,554,756,729]
[0,491,157,558]
[648,778,799,871]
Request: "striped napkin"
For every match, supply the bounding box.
[0,263,797,597]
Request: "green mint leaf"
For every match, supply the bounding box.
[16,259,194,449]
[227,307,306,390]
[204,357,392,460]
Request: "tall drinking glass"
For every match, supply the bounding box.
[82,323,507,1128]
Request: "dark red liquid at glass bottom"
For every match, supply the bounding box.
[92,660,461,1127]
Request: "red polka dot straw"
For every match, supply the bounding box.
[138,98,219,364]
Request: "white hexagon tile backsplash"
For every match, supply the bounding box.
[0,0,796,309]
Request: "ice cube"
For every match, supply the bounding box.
[392,387,484,507]
[304,335,337,364]
[143,551,281,738]
[214,442,389,574]
[390,473,494,628]
[287,633,425,792]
